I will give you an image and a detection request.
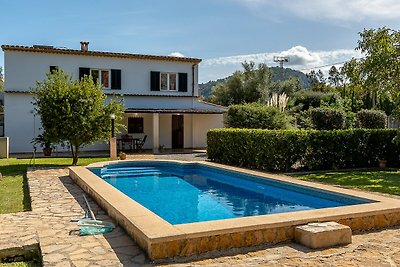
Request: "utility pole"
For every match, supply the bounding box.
[273,56,289,80]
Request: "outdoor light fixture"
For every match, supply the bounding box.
[110,114,115,137]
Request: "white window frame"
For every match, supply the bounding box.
[90,69,111,89]
[160,72,178,91]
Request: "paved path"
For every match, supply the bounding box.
[0,155,399,266]
[0,168,148,266]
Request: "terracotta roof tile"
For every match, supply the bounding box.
[125,108,225,114]
[1,45,202,63]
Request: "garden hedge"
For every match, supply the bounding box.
[310,108,345,130]
[226,103,292,130]
[357,109,387,129]
[207,128,400,171]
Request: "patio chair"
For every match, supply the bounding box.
[121,134,134,151]
[136,135,147,152]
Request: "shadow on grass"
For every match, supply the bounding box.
[297,171,400,196]
[0,157,109,214]
[22,173,32,212]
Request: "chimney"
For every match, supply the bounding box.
[80,41,89,52]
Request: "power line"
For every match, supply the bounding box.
[294,57,364,72]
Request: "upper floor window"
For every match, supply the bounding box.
[91,69,110,89]
[79,68,121,90]
[151,71,187,92]
[160,73,177,91]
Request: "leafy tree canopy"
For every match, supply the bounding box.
[33,69,125,165]
[342,27,400,115]
[210,61,301,106]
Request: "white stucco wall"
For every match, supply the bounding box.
[3,49,225,153]
[192,114,225,148]
[4,93,37,153]
[159,114,172,148]
[4,93,110,153]
[184,114,193,148]
[4,51,199,97]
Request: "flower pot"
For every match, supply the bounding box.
[119,153,127,160]
[43,147,52,157]
[378,159,387,168]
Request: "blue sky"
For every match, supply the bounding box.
[1,0,400,82]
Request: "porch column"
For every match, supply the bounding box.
[152,113,160,154]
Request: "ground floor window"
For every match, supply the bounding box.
[128,117,144,134]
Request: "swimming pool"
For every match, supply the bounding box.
[69,160,400,260]
[91,162,369,225]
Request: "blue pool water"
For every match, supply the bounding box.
[90,162,371,225]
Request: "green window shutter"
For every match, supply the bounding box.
[79,67,90,80]
[150,71,160,91]
[50,66,59,73]
[111,69,121,89]
[178,73,188,92]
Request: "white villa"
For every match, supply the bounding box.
[1,42,226,153]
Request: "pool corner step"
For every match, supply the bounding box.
[294,222,352,249]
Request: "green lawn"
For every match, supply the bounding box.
[0,262,40,267]
[295,170,400,196]
[0,157,109,214]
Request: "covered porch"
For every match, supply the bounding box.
[117,108,225,153]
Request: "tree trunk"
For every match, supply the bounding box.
[372,92,376,108]
[70,144,79,165]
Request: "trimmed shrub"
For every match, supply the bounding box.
[227,103,293,129]
[357,109,387,129]
[207,128,399,171]
[310,108,345,130]
[343,112,356,129]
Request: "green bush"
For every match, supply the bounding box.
[294,110,313,129]
[207,128,399,171]
[357,109,387,129]
[291,91,337,111]
[343,111,356,129]
[310,108,345,130]
[226,103,293,129]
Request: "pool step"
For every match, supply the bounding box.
[102,171,163,179]
[294,222,352,249]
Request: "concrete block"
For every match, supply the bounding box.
[109,137,117,160]
[295,222,351,249]
[0,137,9,158]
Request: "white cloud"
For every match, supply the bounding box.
[199,46,361,82]
[235,0,400,22]
[169,52,185,58]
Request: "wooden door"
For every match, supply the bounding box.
[172,115,184,149]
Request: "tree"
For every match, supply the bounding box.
[33,69,125,165]
[343,27,400,114]
[306,70,333,92]
[210,61,273,106]
[357,28,400,94]
[270,77,301,96]
[328,66,344,88]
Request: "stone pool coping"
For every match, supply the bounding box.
[69,160,400,260]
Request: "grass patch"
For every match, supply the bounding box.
[0,157,109,214]
[295,171,400,196]
[0,262,40,267]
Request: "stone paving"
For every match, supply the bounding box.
[0,153,399,266]
[0,168,148,266]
